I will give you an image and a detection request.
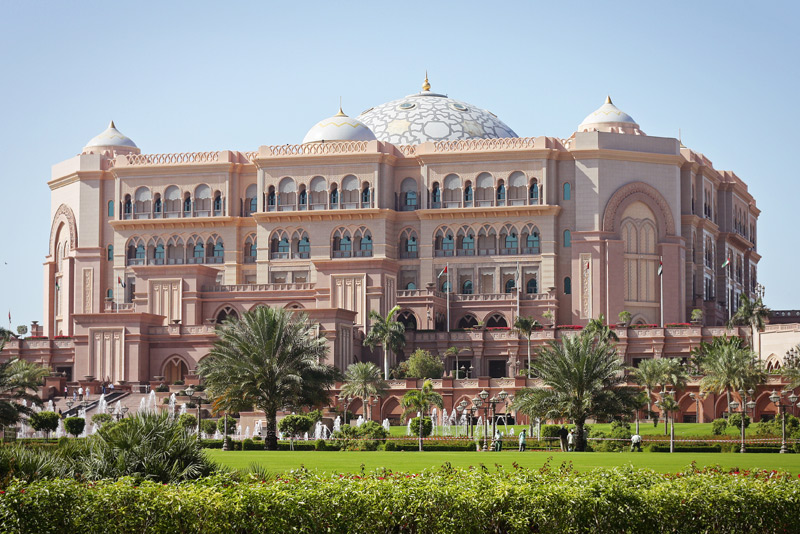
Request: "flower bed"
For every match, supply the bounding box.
[555,325,583,330]
[665,323,692,328]
[630,324,659,329]
[1,465,798,533]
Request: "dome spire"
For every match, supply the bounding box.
[109,120,116,129]
[605,95,612,105]
[422,71,431,92]
[336,96,346,117]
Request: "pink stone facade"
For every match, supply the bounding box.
[6,93,775,423]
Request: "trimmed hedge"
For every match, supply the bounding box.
[0,465,798,533]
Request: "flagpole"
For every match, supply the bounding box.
[516,261,520,321]
[660,255,664,327]
[446,262,450,333]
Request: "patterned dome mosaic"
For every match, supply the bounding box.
[358,77,517,145]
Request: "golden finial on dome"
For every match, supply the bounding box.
[335,97,346,117]
[605,95,613,105]
[109,120,116,129]
[422,71,431,92]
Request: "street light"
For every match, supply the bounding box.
[498,390,509,435]
[65,399,74,416]
[769,390,800,454]
[688,391,706,423]
[185,386,202,440]
[729,389,757,454]
[338,394,352,426]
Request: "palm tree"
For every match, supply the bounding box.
[584,314,619,342]
[401,379,443,451]
[198,306,338,450]
[700,336,765,419]
[364,305,406,380]
[443,346,470,378]
[656,358,688,434]
[0,339,49,427]
[513,316,541,377]
[729,293,770,351]
[340,362,387,421]
[629,358,665,426]
[516,331,638,451]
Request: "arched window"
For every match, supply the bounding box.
[213,192,223,215]
[441,281,451,292]
[297,236,310,258]
[529,181,539,204]
[278,178,296,211]
[505,278,516,293]
[194,184,212,216]
[486,313,508,328]
[442,234,454,252]
[525,229,540,253]
[213,241,224,259]
[400,178,418,211]
[361,185,371,206]
[431,183,441,205]
[496,182,506,203]
[244,235,257,263]
[332,229,352,258]
[563,182,571,201]
[504,232,518,251]
[462,280,473,295]
[298,188,307,208]
[360,234,372,252]
[154,243,165,264]
[244,184,258,216]
[443,174,461,207]
[508,172,527,205]
[123,195,132,219]
[216,306,239,325]
[309,177,327,210]
[164,186,181,218]
[107,245,113,261]
[133,188,150,217]
[564,277,572,295]
[193,243,204,259]
[563,229,571,248]
[107,200,114,217]
[183,193,192,215]
[330,186,339,206]
[476,173,492,206]
[135,243,145,261]
[457,315,478,329]
[527,278,538,294]
[460,232,475,255]
[106,288,113,299]
[464,184,473,203]
[398,311,417,331]
[277,237,290,255]
[405,282,416,290]
[341,175,359,208]
[153,195,162,215]
[267,186,276,210]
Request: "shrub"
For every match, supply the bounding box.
[410,417,432,438]
[278,415,314,442]
[63,417,85,437]
[242,438,257,450]
[216,415,237,435]
[711,418,727,435]
[540,424,561,438]
[306,409,324,423]
[173,380,185,385]
[200,419,217,435]
[177,413,197,431]
[405,349,444,379]
[155,384,169,393]
[314,439,327,451]
[5,466,796,532]
[91,413,113,426]
[28,411,60,439]
[727,413,750,430]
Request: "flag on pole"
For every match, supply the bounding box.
[437,266,447,277]
[117,276,126,288]
[721,257,730,269]
[7,310,10,323]
[54,280,60,290]
[657,258,663,276]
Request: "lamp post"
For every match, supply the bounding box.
[65,399,74,416]
[729,389,756,454]
[498,390,509,435]
[769,390,799,454]
[121,405,129,419]
[185,386,202,440]
[338,394,352,426]
[688,391,705,424]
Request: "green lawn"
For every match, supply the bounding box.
[206,449,800,476]
[390,422,759,438]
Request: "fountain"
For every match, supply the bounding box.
[303,432,309,441]
[168,393,177,418]
[332,416,341,433]
[46,400,55,412]
[244,426,250,439]
[55,418,65,439]
[355,415,364,427]
[382,419,390,433]
[113,401,122,418]
[138,397,146,414]
[146,390,157,413]
[406,418,412,436]
[313,421,331,440]
[431,407,438,436]
[96,394,107,415]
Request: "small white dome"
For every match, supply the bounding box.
[84,121,138,150]
[578,97,643,134]
[302,109,377,144]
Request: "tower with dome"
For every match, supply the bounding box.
[22,76,762,424]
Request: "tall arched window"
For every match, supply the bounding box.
[193,243,204,259]
[504,232,518,252]
[464,183,473,203]
[462,280,473,294]
[563,182,571,200]
[526,230,540,253]
[183,193,192,215]
[360,234,372,253]
[107,245,113,261]
[563,229,571,248]
[154,243,165,264]
[529,181,539,204]
[329,186,339,206]
[298,188,307,208]
[213,241,224,259]
[297,236,310,258]
[164,186,181,218]
[213,192,223,215]
[107,200,114,217]
[505,279,516,293]
[620,201,658,307]
[153,195,162,216]
[194,184,212,216]
[564,276,572,294]
[441,281,451,292]
[431,183,441,205]
[123,195,132,219]
[244,184,258,216]
[400,178,417,211]
[496,182,506,204]
[361,185,371,207]
[527,278,538,294]
[106,288,113,299]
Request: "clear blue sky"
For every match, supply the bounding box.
[1,1,798,330]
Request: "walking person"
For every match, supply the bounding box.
[567,429,575,452]
[63,386,68,399]
[494,430,502,451]
[78,386,83,401]
[518,429,527,452]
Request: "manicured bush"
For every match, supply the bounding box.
[727,413,751,429]
[540,424,561,438]
[712,418,727,435]
[314,439,327,451]
[63,417,85,437]
[155,384,169,392]
[91,413,113,426]
[242,438,256,450]
[200,419,217,435]
[410,416,433,438]
[1,465,799,533]
[216,415,237,435]
[28,411,60,439]
[177,413,197,431]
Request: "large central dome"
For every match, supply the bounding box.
[358,77,517,145]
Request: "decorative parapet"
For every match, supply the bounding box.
[148,325,217,336]
[259,141,370,157]
[203,283,315,292]
[114,151,220,167]
[431,137,536,153]
[489,378,516,388]
[386,380,407,389]
[452,293,514,302]
[397,145,416,157]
